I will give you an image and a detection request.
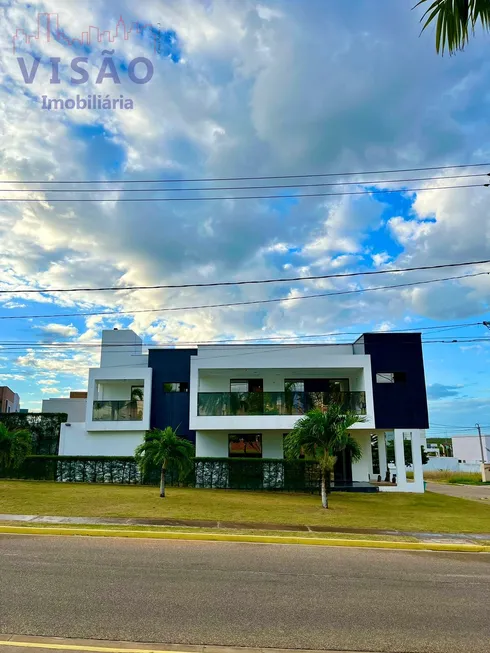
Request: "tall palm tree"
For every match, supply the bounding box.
[284,406,363,509]
[416,0,490,54]
[135,427,194,498]
[0,422,32,470]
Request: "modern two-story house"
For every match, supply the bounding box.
[57,328,429,493]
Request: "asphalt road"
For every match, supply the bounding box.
[1,535,490,653]
[427,482,490,503]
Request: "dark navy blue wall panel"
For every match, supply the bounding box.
[148,349,197,443]
[363,333,429,430]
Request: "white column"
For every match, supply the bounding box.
[362,432,373,481]
[410,429,425,493]
[393,429,408,491]
[378,432,387,480]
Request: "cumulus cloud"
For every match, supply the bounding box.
[0,0,489,417]
[427,383,464,400]
[39,324,79,338]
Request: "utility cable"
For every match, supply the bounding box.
[3,161,489,184]
[1,172,488,193]
[0,182,487,202]
[2,258,489,295]
[0,271,486,320]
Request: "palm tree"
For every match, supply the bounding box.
[416,0,490,54]
[0,422,32,470]
[134,427,194,498]
[284,406,363,509]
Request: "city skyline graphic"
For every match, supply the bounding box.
[12,13,161,55]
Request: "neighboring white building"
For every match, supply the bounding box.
[42,395,87,423]
[452,435,490,464]
[58,328,430,493]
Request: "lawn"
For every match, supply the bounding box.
[1,481,489,533]
[408,470,485,484]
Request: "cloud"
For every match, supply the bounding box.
[0,0,490,418]
[40,386,61,395]
[427,383,464,400]
[0,374,26,382]
[39,324,79,338]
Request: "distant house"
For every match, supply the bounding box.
[42,391,87,423]
[0,386,20,413]
[452,435,490,464]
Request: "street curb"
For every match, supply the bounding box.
[1,525,489,552]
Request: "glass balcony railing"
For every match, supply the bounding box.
[92,400,144,421]
[197,391,366,417]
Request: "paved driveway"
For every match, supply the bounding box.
[427,482,490,503]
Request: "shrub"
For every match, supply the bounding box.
[0,413,67,454]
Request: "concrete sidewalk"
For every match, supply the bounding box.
[427,481,490,503]
[1,512,489,544]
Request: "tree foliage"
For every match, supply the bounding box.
[0,422,32,470]
[284,406,363,508]
[0,412,66,454]
[416,0,490,54]
[134,427,194,497]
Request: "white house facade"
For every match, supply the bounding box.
[57,328,430,493]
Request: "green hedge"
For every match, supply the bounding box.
[0,456,186,486]
[0,413,67,455]
[0,456,320,493]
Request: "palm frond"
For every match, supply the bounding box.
[415,0,490,54]
[284,405,365,468]
[0,423,32,469]
[135,426,194,480]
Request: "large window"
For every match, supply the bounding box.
[284,379,349,392]
[228,433,262,457]
[285,380,304,392]
[163,382,189,393]
[376,372,406,384]
[230,379,263,393]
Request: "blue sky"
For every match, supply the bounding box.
[0,0,489,439]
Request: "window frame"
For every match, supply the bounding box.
[228,433,263,458]
[376,372,407,384]
[230,379,250,393]
[230,379,263,393]
[162,382,189,393]
[284,379,305,392]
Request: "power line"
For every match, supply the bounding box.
[0,322,482,348]
[0,271,487,320]
[0,182,487,202]
[2,258,490,295]
[3,162,490,184]
[431,421,490,428]
[2,172,488,193]
[2,336,488,350]
[2,337,490,356]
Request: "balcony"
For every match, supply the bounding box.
[92,400,144,422]
[197,391,366,417]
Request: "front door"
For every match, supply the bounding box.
[333,448,353,486]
